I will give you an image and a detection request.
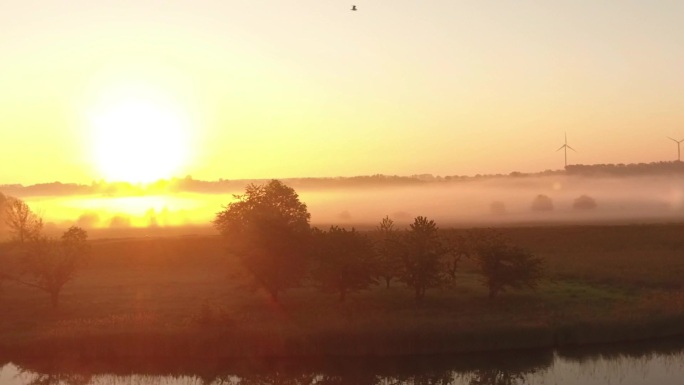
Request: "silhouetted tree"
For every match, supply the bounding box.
[311,226,377,302]
[398,216,449,302]
[573,194,597,210]
[445,232,470,282]
[20,226,90,308]
[530,194,553,212]
[473,232,543,299]
[3,196,43,244]
[374,216,402,288]
[213,180,311,302]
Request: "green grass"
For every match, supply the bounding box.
[1,223,684,358]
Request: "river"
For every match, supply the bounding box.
[1,339,684,384]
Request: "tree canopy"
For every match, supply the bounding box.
[213,180,311,302]
[3,196,43,244]
[473,231,544,299]
[398,216,449,302]
[311,226,377,302]
[23,226,90,308]
[373,216,403,289]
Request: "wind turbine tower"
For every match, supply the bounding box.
[668,137,684,162]
[557,133,576,169]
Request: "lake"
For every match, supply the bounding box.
[2,339,684,384]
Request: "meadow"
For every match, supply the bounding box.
[2,223,684,360]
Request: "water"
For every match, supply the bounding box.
[2,341,684,385]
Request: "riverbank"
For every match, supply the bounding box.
[1,224,684,359]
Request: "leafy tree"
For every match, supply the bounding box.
[530,194,553,212]
[311,226,377,302]
[573,194,597,210]
[398,216,449,302]
[374,216,403,288]
[20,226,90,308]
[473,231,543,299]
[3,196,43,244]
[213,180,311,302]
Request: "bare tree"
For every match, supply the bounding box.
[15,226,90,308]
[4,196,43,244]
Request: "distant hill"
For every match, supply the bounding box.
[2,161,684,197]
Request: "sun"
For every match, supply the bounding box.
[90,94,190,183]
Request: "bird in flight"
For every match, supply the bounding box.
[351,5,357,11]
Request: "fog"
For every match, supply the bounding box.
[12,175,684,237]
[304,175,684,228]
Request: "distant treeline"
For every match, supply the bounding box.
[564,161,684,176]
[3,161,684,197]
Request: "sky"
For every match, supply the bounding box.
[1,0,684,185]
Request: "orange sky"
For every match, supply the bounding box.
[1,1,683,185]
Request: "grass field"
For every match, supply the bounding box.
[1,223,684,358]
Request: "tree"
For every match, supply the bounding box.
[445,232,470,282]
[530,194,553,212]
[20,226,90,308]
[311,226,377,302]
[4,196,43,244]
[213,180,311,302]
[473,231,543,299]
[374,216,403,288]
[398,216,449,302]
[573,194,597,210]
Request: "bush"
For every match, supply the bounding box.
[573,195,597,210]
[531,195,553,212]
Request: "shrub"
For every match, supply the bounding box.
[531,195,553,212]
[573,195,597,210]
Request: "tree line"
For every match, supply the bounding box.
[0,180,543,308]
[214,180,544,303]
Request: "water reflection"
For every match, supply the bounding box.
[2,339,684,385]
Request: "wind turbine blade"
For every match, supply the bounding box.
[668,137,678,143]
[567,145,577,152]
[556,145,566,152]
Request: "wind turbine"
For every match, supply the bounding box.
[556,133,576,169]
[668,137,684,162]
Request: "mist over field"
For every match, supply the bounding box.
[6,174,684,238]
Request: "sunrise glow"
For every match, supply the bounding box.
[89,91,190,183]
